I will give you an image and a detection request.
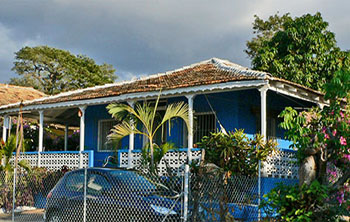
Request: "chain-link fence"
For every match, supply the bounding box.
[0,165,294,222]
[189,169,259,222]
[0,167,187,222]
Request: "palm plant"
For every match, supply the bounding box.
[107,95,189,168]
[0,135,30,182]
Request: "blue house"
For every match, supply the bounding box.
[0,58,326,185]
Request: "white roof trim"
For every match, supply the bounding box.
[269,86,327,106]
[0,80,268,115]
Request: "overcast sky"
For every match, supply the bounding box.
[0,0,349,82]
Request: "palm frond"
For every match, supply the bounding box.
[153,102,189,137]
[107,103,135,121]
[134,102,154,135]
[18,160,31,172]
[108,121,148,141]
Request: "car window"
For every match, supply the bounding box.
[87,173,111,195]
[109,171,156,191]
[65,172,85,192]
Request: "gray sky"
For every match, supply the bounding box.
[0,0,349,82]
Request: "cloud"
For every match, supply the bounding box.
[0,0,349,83]
[0,23,41,82]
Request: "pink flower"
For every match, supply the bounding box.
[340,111,345,118]
[325,134,330,139]
[337,191,345,205]
[333,130,337,137]
[344,154,350,161]
[340,136,347,146]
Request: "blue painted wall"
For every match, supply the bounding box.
[84,89,314,166]
[85,104,128,166]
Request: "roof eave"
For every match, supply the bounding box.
[0,79,269,115]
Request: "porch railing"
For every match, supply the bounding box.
[117,148,202,175]
[10,150,94,170]
[117,138,299,179]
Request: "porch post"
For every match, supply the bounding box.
[259,86,268,140]
[38,110,44,167]
[2,115,8,142]
[127,101,135,168]
[258,85,269,221]
[186,95,196,163]
[64,124,69,151]
[7,117,12,139]
[1,115,8,167]
[79,106,87,168]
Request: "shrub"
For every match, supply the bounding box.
[260,181,345,222]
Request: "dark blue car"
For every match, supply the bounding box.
[44,168,182,222]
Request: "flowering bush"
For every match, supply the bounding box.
[263,70,350,220]
[0,167,69,212]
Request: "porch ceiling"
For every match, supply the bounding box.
[19,108,80,126]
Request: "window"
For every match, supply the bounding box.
[65,172,85,192]
[252,106,281,139]
[87,173,111,195]
[98,119,120,151]
[193,112,216,144]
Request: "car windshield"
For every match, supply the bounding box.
[109,171,156,191]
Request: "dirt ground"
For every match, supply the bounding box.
[0,209,44,222]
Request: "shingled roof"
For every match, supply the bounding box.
[0,58,325,112]
[0,84,46,106]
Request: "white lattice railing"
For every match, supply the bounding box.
[10,150,94,171]
[118,145,299,179]
[117,148,202,175]
[261,149,298,179]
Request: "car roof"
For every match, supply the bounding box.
[66,167,134,175]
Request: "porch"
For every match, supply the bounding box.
[2,88,311,172]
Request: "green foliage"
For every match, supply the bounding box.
[197,129,277,176]
[107,94,189,168]
[10,46,117,95]
[0,167,69,212]
[247,12,350,91]
[245,13,291,60]
[274,70,350,220]
[261,181,344,222]
[0,135,31,174]
[141,142,176,174]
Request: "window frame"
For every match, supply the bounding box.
[64,172,85,193]
[193,111,217,145]
[97,119,120,152]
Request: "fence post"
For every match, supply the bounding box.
[12,168,17,222]
[258,161,261,221]
[83,168,87,222]
[183,164,189,222]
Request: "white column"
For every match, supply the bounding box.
[1,115,8,167]
[7,117,12,139]
[259,86,269,140]
[127,101,135,168]
[38,111,44,152]
[258,85,269,221]
[38,111,44,167]
[186,95,196,163]
[64,124,69,151]
[2,115,8,142]
[79,106,87,168]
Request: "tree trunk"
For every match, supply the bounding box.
[150,139,154,170]
[299,155,317,187]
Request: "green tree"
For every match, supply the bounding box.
[107,95,189,169]
[10,46,117,95]
[246,12,350,91]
